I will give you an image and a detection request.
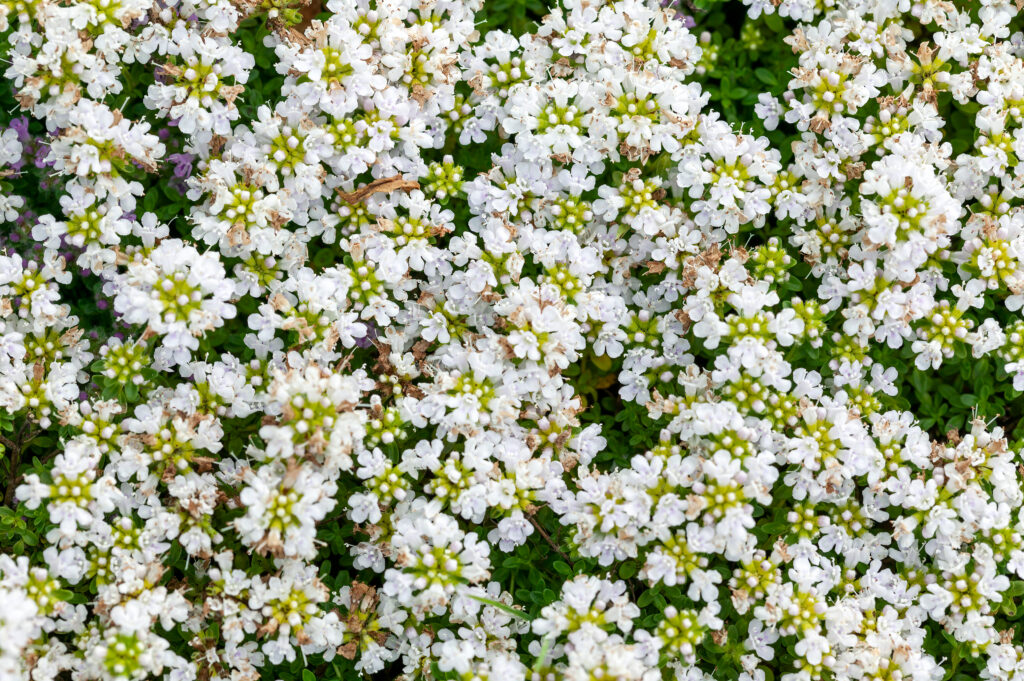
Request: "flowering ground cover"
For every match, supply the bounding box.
[3,0,1024,680]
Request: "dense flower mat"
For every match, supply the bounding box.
[3,0,1024,680]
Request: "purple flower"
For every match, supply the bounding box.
[168,152,195,179]
[355,322,378,348]
[9,117,31,143]
[14,210,36,229]
[33,144,53,169]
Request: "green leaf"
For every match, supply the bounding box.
[467,594,530,621]
[764,13,784,33]
[532,632,555,673]
[937,384,960,404]
[638,588,658,608]
[755,68,776,86]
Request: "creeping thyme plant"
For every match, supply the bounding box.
[6,0,1024,680]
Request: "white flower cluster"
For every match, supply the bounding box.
[3,0,1024,681]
